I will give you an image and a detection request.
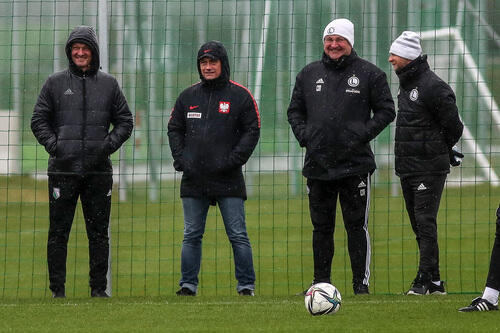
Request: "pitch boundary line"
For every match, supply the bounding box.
[0,297,465,307]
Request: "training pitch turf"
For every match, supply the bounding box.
[0,294,498,332]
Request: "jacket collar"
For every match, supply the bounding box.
[201,75,229,89]
[396,55,429,88]
[321,50,357,70]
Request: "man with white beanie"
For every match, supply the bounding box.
[288,18,395,295]
[389,31,464,295]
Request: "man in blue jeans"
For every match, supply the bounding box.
[167,41,260,296]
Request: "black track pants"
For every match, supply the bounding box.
[47,174,112,292]
[400,174,446,280]
[307,174,371,286]
[486,204,500,291]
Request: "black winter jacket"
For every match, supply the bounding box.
[31,26,133,175]
[287,51,395,180]
[394,55,463,178]
[167,41,260,199]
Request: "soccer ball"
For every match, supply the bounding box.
[304,283,342,316]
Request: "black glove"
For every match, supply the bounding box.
[449,147,464,167]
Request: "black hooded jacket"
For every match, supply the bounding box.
[287,51,395,180]
[31,26,133,175]
[394,55,464,178]
[167,41,260,199]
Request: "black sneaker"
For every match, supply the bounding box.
[238,289,255,296]
[459,297,499,312]
[353,283,370,295]
[51,288,65,298]
[406,272,431,295]
[428,281,446,295]
[176,287,196,296]
[91,289,110,298]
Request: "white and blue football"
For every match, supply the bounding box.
[304,282,342,316]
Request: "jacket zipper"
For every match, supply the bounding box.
[201,88,213,196]
[82,74,87,174]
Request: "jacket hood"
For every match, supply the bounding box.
[65,26,100,76]
[197,41,230,87]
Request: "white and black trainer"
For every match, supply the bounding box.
[459,297,498,312]
[406,272,431,295]
[428,281,447,295]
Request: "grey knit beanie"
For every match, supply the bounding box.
[390,31,422,60]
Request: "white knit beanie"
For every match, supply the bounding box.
[323,18,354,47]
[390,31,422,60]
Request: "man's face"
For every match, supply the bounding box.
[71,42,92,72]
[199,57,222,80]
[388,54,412,71]
[323,35,352,60]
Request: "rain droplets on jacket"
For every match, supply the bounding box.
[31,26,133,175]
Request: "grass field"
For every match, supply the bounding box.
[1,294,498,332]
[1,173,500,300]
[1,175,500,331]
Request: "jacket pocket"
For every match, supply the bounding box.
[305,124,326,151]
[344,122,369,146]
[54,140,72,170]
[305,125,332,169]
[47,139,57,156]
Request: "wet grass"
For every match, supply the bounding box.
[1,175,500,299]
[0,294,498,332]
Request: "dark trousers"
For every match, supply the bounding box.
[307,174,371,286]
[48,174,112,292]
[486,204,500,291]
[400,174,446,281]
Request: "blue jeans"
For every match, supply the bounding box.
[179,197,255,293]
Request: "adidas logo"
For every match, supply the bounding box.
[64,88,74,95]
[417,183,427,191]
[358,181,366,188]
[476,302,489,311]
[316,78,324,84]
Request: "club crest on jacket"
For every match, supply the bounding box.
[348,75,359,87]
[410,88,419,101]
[345,74,361,94]
[219,101,230,114]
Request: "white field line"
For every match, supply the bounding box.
[0,297,463,307]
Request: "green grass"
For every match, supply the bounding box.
[1,174,500,300]
[0,295,498,332]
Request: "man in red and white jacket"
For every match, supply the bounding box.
[168,40,260,296]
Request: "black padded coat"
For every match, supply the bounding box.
[287,51,395,180]
[167,41,260,199]
[31,26,133,175]
[394,55,464,178]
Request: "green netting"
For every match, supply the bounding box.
[0,0,499,297]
